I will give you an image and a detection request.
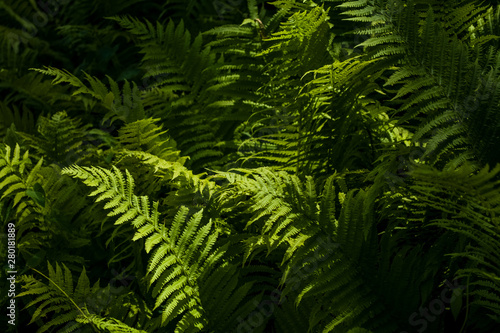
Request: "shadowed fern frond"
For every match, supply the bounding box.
[18,262,148,333]
[32,66,145,124]
[408,162,500,322]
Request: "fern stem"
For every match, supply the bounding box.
[458,274,470,333]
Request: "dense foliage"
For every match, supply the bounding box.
[1,0,500,332]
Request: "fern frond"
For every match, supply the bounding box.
[0,101,35,138]
[32,66,144,123]
[109,15,238,170]
[18,263,92,333]
[18,262,151,333]
[408,163,500,318]
[279,185,392,332]
[117,117,187,164]
[62,164,228,331]
[76,314,148,333]
[214,168,321,256]
[115,149,214,215]
[335,0,500,169]
[17,111,91,165]
[0,143,45,233]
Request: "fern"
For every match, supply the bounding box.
[109,15,260,171]
[76,314,147,333]
[334,0,500,169]
[116,117,187,164]
[212,166,465,332]
[61,165,222,330]
[32,66,145,124]
[18,262,148,333]
[112,118,214,211]
[239,4,335,174]
[0,69,70,115]
[5,1,500,332]
[0,101,35,139]
[408,163,500,323]
[0,142,100,272]
[16,111,92,165]
[0,143,46,254]
[18,263,98,333]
